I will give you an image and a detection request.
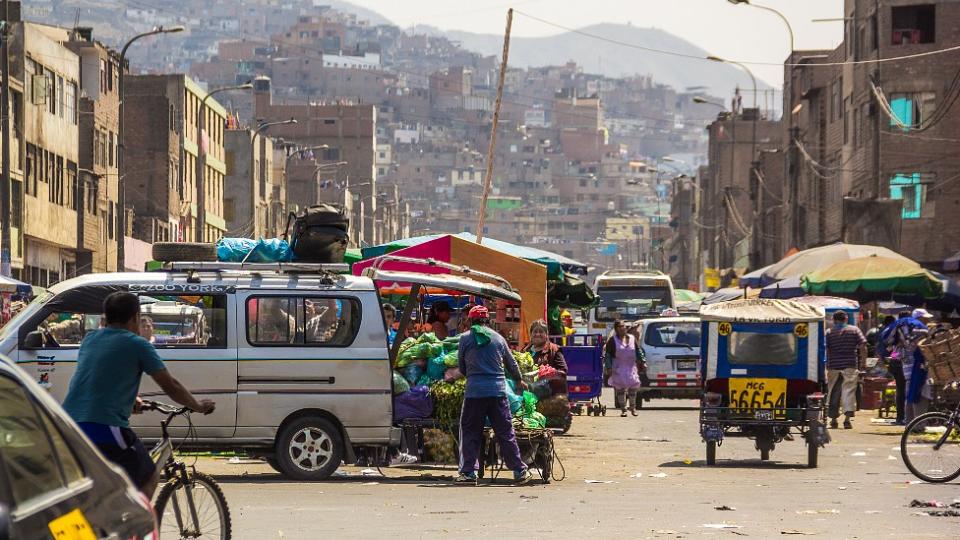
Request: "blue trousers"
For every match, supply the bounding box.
[459,396,526,475]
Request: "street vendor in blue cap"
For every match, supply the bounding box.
[455,304,532,485]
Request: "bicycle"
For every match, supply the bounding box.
[142,400,232,539]
[900,383,960,483]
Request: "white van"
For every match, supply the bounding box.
[0,261,520,480]
[636,316,702,400]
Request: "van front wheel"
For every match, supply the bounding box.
[275,417,344,480]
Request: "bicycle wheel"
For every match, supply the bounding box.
[155,470,232,540]
[900,412,960,483]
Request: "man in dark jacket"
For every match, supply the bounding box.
[455,305,532,485]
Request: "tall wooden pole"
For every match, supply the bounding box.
[476,8,512,244]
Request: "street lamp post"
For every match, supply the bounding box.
[727,0,797,254]
[195,82,253,242]
[249,119,296,238]
[117,25,183,270]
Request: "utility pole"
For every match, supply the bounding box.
[0,0,12,277]
[476,8,512,244]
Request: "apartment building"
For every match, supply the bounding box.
[14,22,80,286]
[64,28,121,274]
[124,74,228,244]
[223,129,281,239]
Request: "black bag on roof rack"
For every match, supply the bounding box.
[285,204,349,263]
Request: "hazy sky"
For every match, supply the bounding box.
[353,0,844,86]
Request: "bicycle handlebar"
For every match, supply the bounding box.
[140,399,190,416]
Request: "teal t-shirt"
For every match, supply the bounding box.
[63,328,167,428]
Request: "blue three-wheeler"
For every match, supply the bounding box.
[698,299,831,468]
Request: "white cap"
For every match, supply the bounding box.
[912,308,934,320]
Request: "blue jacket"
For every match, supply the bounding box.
[458,327,522,398]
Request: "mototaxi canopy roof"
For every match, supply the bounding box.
[353,235,547,343]
[699,298,826,324]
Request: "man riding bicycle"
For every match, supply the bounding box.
[63,291,215,496]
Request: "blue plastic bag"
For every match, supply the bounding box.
[217,238,293,263]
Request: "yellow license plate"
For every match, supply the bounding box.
[48,508,96,540]
[728,378,786,418]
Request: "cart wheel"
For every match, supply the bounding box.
[560,414,573,435]
[706,441,717,466]
[760,448,770,461]
[807,442,819,469]
[601,406,607,416]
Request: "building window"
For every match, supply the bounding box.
[65,81,77,124]
[45,69,56,115]
[57,76,64,118]
[891,4,935,44]
[890,173,928,219]
[108,132,115,167]
[889,92,936,131]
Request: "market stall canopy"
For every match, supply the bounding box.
[0,274,33,295]
[739,264,774,288]
[892,271,960,312]
[361,269,522,303]
[761,243,913,284]
[361,232,588,278]
[701,287,760,305]
[700,298,825,323]
[353,234,547,342]
[802,255,942,299]
[344,248,363,266]
[674,289,706,304]
[759,276,805,299]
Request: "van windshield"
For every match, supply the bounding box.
[595,286,673,321]
[645,321,701,349]
[0,291,54,341]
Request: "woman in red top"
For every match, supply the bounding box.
[525,320,569,398]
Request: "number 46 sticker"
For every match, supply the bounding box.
[794,323,809,338]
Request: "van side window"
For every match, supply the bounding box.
[35,312,95,348]
[246,296,360,347]
[138,295,228,348]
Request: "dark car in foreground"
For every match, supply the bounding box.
[0,355,156,539]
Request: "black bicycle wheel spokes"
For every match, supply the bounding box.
[156,471,232,540]
[901,412,960,484]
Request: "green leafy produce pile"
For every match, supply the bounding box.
[429,378,466,426]
[513,351,536,374]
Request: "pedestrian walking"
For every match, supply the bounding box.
[875,315,906,424]
[604,320,645,417]
[885,310,931,423]
[824,311,866,429]
[455,305,532,485]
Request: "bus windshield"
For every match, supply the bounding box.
[595,286,673,321]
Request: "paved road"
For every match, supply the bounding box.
[195,398,959,539]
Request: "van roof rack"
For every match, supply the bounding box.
[159,261,351,275]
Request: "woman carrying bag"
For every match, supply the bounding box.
[604,320,647,417]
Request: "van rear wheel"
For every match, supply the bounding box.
[275,417,344,480]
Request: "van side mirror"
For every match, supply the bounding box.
[22,330,44,350]
[0,502,10,540]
